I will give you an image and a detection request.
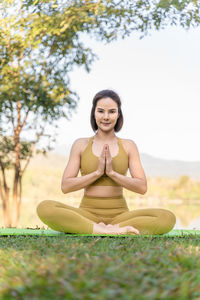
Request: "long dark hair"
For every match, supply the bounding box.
[90,89,123,132]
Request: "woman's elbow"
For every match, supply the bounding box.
[61,186,67,194]
[138,180,147,195]
[61,181,69,194]
[141,183,148,195]
[141,189,147,195]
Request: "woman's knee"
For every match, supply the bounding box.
[158,209,176,233]
[162,209,176,225]
[36,200,56,219]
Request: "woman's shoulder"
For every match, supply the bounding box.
[72,137,93,154]
[118,137,137,146]
[73,136,92,143]
[118,137,138,156]
[74,136,93,145]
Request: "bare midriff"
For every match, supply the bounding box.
[84,186,123,197]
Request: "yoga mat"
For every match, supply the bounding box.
[0,228,200,237]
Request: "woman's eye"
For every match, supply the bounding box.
[97,111,115,113]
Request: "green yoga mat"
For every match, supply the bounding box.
[0,228,200,237]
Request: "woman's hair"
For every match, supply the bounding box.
[90,89,123,132]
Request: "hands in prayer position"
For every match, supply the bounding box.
[96,144,113,177]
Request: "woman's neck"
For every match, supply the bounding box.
[94,130,116,142]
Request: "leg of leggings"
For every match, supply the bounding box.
[110,208,176,235]
[36,200,100,234]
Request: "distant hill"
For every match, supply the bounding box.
[28,150,200,180]
[140,153,200,179]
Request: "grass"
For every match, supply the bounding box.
[1,235,200,299]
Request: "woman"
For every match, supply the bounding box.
[36,89,176,235]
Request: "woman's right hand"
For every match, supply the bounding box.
[96,145,106,177]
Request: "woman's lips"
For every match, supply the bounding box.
[101,122,110,126]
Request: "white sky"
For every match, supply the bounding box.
[50,26,200,162]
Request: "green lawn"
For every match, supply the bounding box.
[1,235,200,299]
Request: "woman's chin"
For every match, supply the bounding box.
[98,124,115,131]
[100,127,113,132]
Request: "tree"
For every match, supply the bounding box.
[0,0,200,227]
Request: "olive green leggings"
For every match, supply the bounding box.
[36,195,176,235]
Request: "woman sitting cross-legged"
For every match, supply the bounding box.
[36,89,176,235]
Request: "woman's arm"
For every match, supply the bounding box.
[62,171,101,194]
[61,139,102,194]
[106,140,147,195]
[107,172,147,195]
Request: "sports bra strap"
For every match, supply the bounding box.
[89,136,94,143]
[117,137,122,146]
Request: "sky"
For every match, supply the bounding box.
[46,25,200,162]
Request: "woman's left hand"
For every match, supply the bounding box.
[105,145,114,176]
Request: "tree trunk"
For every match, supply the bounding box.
[0,100,31,228]
[0,165,23,228]
[12,101,22,228]
[12,136,21,227]
[12,170,20,227]
[0,183,12,227]
[0,162,12,227]
[16,175,22,226]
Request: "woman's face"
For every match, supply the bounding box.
[94,97,119,132]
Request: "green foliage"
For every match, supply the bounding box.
[0,135,34,169]
[169,175,200,200]
[178,175,190,187]
[157,0,171,9]
[1,0,200,144]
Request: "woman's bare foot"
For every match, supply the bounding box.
[93,222,140,235]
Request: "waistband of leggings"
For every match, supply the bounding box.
[80,194,128,209]
[82,194,125,200]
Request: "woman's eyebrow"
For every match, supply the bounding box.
[97,108,117,110]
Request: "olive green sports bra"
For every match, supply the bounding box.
[80,136,128,186]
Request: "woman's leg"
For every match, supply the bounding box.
[36,200,140,235]
[110,208,176,235]
[36,200,100,234]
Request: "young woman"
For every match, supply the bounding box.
[36,90,176,235]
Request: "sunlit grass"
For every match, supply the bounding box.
[1,235,200,299]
